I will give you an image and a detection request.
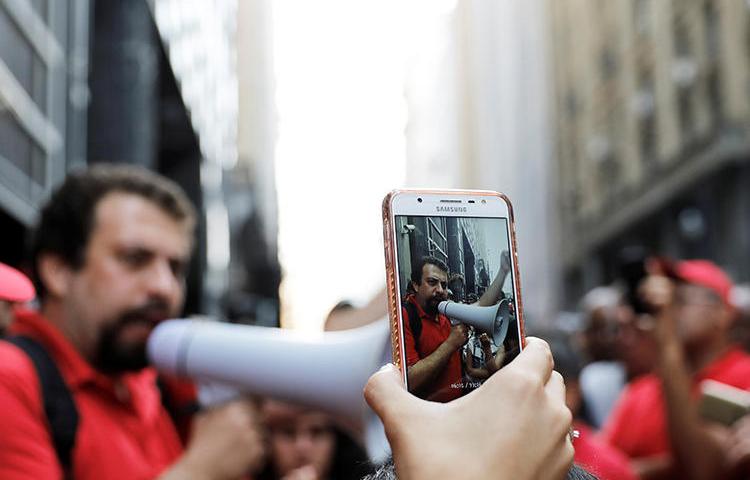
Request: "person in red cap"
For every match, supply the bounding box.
[602,258,750,480]
[0,262,35,335]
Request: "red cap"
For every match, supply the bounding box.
[0,262,35,302]
[673,260,733,307]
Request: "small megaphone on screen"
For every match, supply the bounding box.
[147,318,391,462]
[438,299,511,346]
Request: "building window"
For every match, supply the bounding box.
[600,48,618,81]
[634,0,650,36]
[635,67,657,167]
[703,0,722,125]
[672,15,696,138]
[565,90,578,119]
[639,112,656,167]
[677,86,694,139]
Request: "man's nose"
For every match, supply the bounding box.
[145,260,180,302]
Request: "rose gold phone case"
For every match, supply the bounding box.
[381,189,526,383]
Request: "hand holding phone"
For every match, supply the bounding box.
[364,338,573,480]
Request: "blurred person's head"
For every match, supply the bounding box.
[614,304,657,380]
[31,164,196,373]
[668,260,736,355]
[260,401,368,480]
[616,245,651,315]
[447,273,465,302]
[612,250,660,379]
[537,330,586,417]
[0,262,35,335]
[579,286,621,362]
[410,257,448,315]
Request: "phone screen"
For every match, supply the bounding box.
[393,213,522,402]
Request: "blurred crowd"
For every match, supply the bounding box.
[1,163,750,480]
[539,251,750,480]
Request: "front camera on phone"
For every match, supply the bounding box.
[417,198,423,203]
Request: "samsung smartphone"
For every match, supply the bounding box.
[382,189,525,402]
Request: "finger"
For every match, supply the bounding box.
[545,370,566,402]
[506,337,554,384]
[364,364,409,418]
[734,415,750,435]
[727,438,750,466]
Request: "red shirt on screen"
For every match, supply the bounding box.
[602,347,750,469]
[0,309,184,480]
[402,295,463,402]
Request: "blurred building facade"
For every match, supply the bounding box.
[402,0,559,326]
[228,0,281,327]
[549,0,750,304]
[0,0,276,318]
[0,0,90,265]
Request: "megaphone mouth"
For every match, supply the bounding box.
[437,300,511,346]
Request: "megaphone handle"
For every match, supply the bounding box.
[449,318,460,326]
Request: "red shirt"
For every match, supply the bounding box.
[602,347,750,467]
[0,310,184,479]
[573,423,638,480]
[402,296,463,402]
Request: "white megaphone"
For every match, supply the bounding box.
[438,299,511,346]
[147,318,391,462]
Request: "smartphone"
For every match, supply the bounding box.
[698,379,750,426]
[382,189,525,402]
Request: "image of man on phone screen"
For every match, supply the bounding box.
[402,256,467,402]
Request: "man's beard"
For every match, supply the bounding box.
[424,296,442,315]
[93,300,171,374]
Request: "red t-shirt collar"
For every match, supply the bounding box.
[406,294,442,323]
[9,308,159,409]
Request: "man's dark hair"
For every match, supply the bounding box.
[30,164,196,299]
[410,256,448,285]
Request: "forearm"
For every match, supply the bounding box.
[158,458,210,480]
[632,456,673,480]
[408,342,459,392]
[658,339,727,480]
[477,270,508,307]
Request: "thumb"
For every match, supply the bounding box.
[364,364,410,420]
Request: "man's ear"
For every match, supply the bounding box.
[37,254,73,299]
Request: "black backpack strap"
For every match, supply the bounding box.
[4,336,79,476]
[404,301,422,352]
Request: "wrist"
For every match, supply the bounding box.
[165,453,219,480]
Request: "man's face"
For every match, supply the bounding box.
[584,307,619,361]
[615,305,657,379]
[413,264,448,315]
[61,192,191,373]
[673,283,725,348]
